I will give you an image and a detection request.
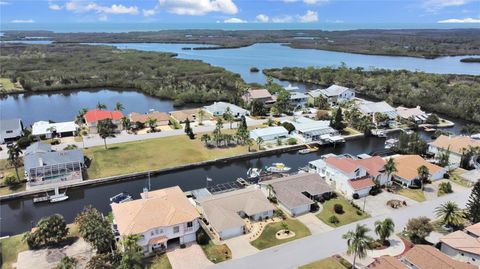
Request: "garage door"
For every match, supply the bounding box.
[220,226,244,239]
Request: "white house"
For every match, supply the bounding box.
[390,155,446,187]
[309,154,386,198]
[440,223,480,266]
[32,121,78,139]
[396,106,429,123]
[111,186,200,255]
[250,126,289,141]
[204,102,249,118]
[0,118,23,144]
[288,91,309,109]
[357,101,398,119]
[198,187,274,239]
[318,85,355,105]
[428,135,480,168]
[284,117,338,143]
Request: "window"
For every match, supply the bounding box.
[186,222,193,228]
[173,226,180,233]
[151,231,155,236]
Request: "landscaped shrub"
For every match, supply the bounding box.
[310,203,320,212]
[268,196,278,204]
[16,136,32,149]
[329,215,339,224]
[180,244,186,249]
[274,209,286,219]
[50,139,60,145]
[287,137,297,145]
[196,228,210,245]
[337,256,353,269]
[3,175,19,187]
[334,204,344,214]
[352,193,360,199]
[439,182,453,195]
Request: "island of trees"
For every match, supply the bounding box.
[263,66,480,123]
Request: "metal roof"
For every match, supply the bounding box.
[24,149,84,171]
[0,119,22,132]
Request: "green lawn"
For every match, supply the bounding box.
[0,159,26,196]
[299,257,348,269]
[0,78,23,94]
[200,240,231,264]
[146,254,172,269]
[85,131,250,179]
[0,234,28,269]
[250,219,311,250]
[317,196,369,227]
[342,127,361,136]
[449,168,474,188]
[397,188,426,202]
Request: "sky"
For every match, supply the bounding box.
[0,0,479,26]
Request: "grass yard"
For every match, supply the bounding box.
[0,233,28,269]
[397,188,426,202]
[0,159,26,196]
[85,132,250,179]
[299,257,348,269]
[449,168,474,188]
[0,78,23,94]
[250,218,311,250]
[146,254,172,269]
[342,127,361,136]
[317,196,369,227]
[200,240,231,263]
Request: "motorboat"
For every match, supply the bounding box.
[247,168,262,179]
[110,192,133,204]
[372,129,387,138]
[50,187,68,203]
[384,138,398,149]
[266,163,291,173]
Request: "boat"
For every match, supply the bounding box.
[247,168,262,179]
[266,163,291,173]
[373,129,387,138]
[110,192,133,204]
[384,138,398,149]
[299,148,310,154]
[299,144,319,154]
[49,187,68,203]
[33,193,50,203]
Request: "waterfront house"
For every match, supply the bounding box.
[287,91,309,109]
[283,117,338,143]
[369,245,476,269]
[242,89,276,107]
[357,101,398,120]
[309,154,386,198]
[396,106,429,123]
[428,135,480,168]
[32,121,78,139]
[440,222,480,266]
[24,142,84,189]
[204,102,249,118]
[84,109,123,134]
[169,108,203,123]
[198,187,274,239]
[249,126,289,142]
[0,118,23,144]
[260,173,333,216]
[129,111,170,128]
[318,85,355,105]
[391,155,446,187]
[111,186,200,255]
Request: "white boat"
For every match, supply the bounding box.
[49,187,68,203]
[247,168,262,179]
[471,133,480,140]
[110,192,133,204]
[384,138,398,149]
[299,149,310,154]
[372,129,387,138]
[266,163,291,173]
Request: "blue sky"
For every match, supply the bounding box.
[1,0,479,25]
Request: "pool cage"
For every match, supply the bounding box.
[26,161,83,185]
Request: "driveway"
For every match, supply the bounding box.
[224,235,259,259]
[296,213,334,234]
[167,243,213,269]
[352,191,418,217]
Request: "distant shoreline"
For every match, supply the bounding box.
[460,57,480,63]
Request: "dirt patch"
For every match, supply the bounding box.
[275,229,296,240]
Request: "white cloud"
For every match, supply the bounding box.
[255,14,269,22]
[49,4,62,10]
[143,8,157,17]
[0,1,9,5]
[438,17,480,23]
[11,19,35,23]
[272,15,293,23]
[158,0,238,16]
[298,10,318,23]
[64,1,138,15]
[423,0,473,10]
[303,0,329,4]
[99,4,138,14]
[223,17,247,23]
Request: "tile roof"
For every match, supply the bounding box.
[396,106,427,119]
[266,173,333,209]
[326,156,386,177]
[111,186,199,235]
[440,230,480,256]
[465,222,480,237]
[392,155,445,181]
[169,108,201,122]
[325,156,360,174]
[403,245,476,269]
[355,156,386,177]
[349,177,375,190]
[244,89,273,99]
[129,111,170,123]
[429,135,480,155]
[369,256,408,269]
[84,109,123,123]
[199,187,274,232]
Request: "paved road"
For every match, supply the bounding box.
[211,188,472,269]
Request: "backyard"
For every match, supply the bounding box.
[317,196,369,227]
[250,219,311,250]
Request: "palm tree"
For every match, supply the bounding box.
[114,102,124,112]
[223,107,235,129]
[7,143,22,180]
[435,201,464,229]
[96,102,107,110]
[374,218,395,245]
[146,117,157,133]
[384,158,397,186]
[121,116,131,130]
[417,165,430,190]
[246,138,254,152]
[256,137,264,150]
[76,108,88,124]
[118,235,142,269]
[198,109,206,125]
[97,119,116,149]
[201,134,211,147]
[342,224,373,269]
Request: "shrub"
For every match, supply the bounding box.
[50,139,60,145]
[4,174,19,187]
[329,215,340,224]
[196,228,210,245]
[180,243,186,249]
[287,137,297,145]
[63,144,78,150]
[24,214,69,249]
[334,204,344,214]
[56,256,77,269]
[352,193,360,199]
[369,187,382,196]
[439,182,453,195]
[310,203,320,212]
[274,209,286,219]
[16,136,32,149]
[268,196,278,204]
[338,256,353,269]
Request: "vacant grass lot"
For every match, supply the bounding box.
[201,240,231,263]
[0,78,23,93]
[397,188,426,202]
[85,133,249,179]
[250,219,311,250]
[317,196,369,227]
[299,257,348,269]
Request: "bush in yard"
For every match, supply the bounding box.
[4,174,20,187]
[406,216,433,243]
[329,215,340,224]
[439,182,453,194]
[334,204,344,214]
[352,193,360,199]
[56,256,77,269]
[16,136,32,149]
[196,228,210,245]
[24,214,69,249]
[287,137,297,145]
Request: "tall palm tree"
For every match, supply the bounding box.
[343,224,373,269]
[118,235,142,269]
[114,102,124,112]
[7,143,22,180]
[374,218,395,245]
[435,201,464,228]
[146,117,157,133]
[384,158,397,186]
[246,138,254,152]
[417,165,430,190]
[121,116,131,130]
[96,102,107,110]
[97,119,116,149]
[198,109,206,125]
[256,137,264,150]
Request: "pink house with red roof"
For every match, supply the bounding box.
[84,109,124,133]
[309,154,387,198]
